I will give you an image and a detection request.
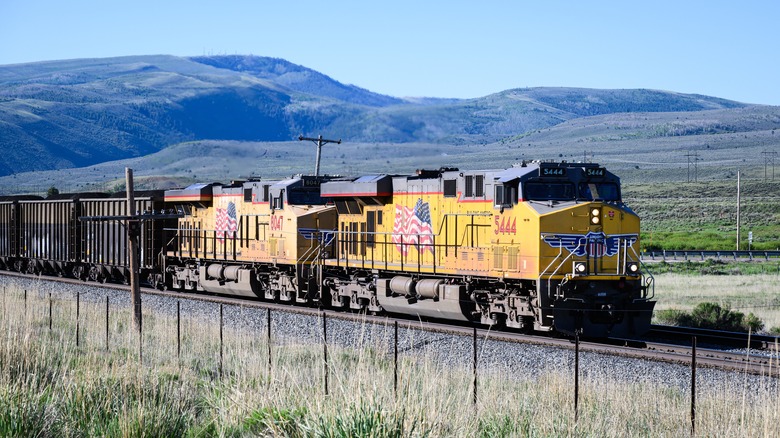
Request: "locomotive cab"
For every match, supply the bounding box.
[525,163,655,337]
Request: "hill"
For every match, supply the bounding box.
[2,99,780,251]
[0,54,750,177]
[3,104,778,192]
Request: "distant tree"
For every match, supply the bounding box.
[47,186,60,197]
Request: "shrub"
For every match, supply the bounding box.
[657,302,765,333]
[688,302,745,331]
[654,309,687,326]
[744,313,765,333]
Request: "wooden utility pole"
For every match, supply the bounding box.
[126,168,142,331]
[298,135,341,176]
[736,171,741,251]
[79,171,181,338]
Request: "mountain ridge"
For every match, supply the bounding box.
[0,54,756,178]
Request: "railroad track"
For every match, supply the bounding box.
[647,324,780,350]
[641,249,780,262]
[2,271,779,376]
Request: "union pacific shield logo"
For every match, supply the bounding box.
[543,232,637,258]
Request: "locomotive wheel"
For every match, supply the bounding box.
[88,266,101,282]
[72,265,86,281]
[154,274,167,290]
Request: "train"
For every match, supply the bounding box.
[0,161,655,337]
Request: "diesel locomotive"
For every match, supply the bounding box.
[0,161,655,337]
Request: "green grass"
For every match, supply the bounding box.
[647,260,780,275]
[626,179,780,251]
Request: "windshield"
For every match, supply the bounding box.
[523,182,575,201]
[578,182,620,201]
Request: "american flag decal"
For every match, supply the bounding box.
[215,201,238,242]
[392,198,434,255]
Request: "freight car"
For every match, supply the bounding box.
[0,161,655,338]
[0,195,42,271]
[0,192,174,283]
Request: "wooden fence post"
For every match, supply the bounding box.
[105,296,109,351]
[691,336,697,436]
[575,330,580,423]
[177,301,181,360]
[219,304,224,379]
[394,321,398,397]
[76,291,80,347]
[473,326,478,405]
[323,312,329,396]
[267,308,272,377]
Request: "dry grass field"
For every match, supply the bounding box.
[653,272,780,331]
[1,280,779,437]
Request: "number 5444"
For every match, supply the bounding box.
[494,215,516,235]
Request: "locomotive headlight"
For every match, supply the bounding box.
[626,262,640,275]
[574,262,587,275]
[590,207,601,225]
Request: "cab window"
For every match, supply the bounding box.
[272,189,284,210]
[523,182,575,201]
[578,182,620,201]
[494,182,519,208]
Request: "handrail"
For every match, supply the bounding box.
[630,245,654,300]
[538,236,580,300]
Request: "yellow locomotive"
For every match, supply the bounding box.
[320,162,654,337]
[163,175,337,302]
[163,161,654,338]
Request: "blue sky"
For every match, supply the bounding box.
[2,0,778,104]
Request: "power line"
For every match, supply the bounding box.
[684,151,699,182]
[761,151,777,181]
[582,150,593,163]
